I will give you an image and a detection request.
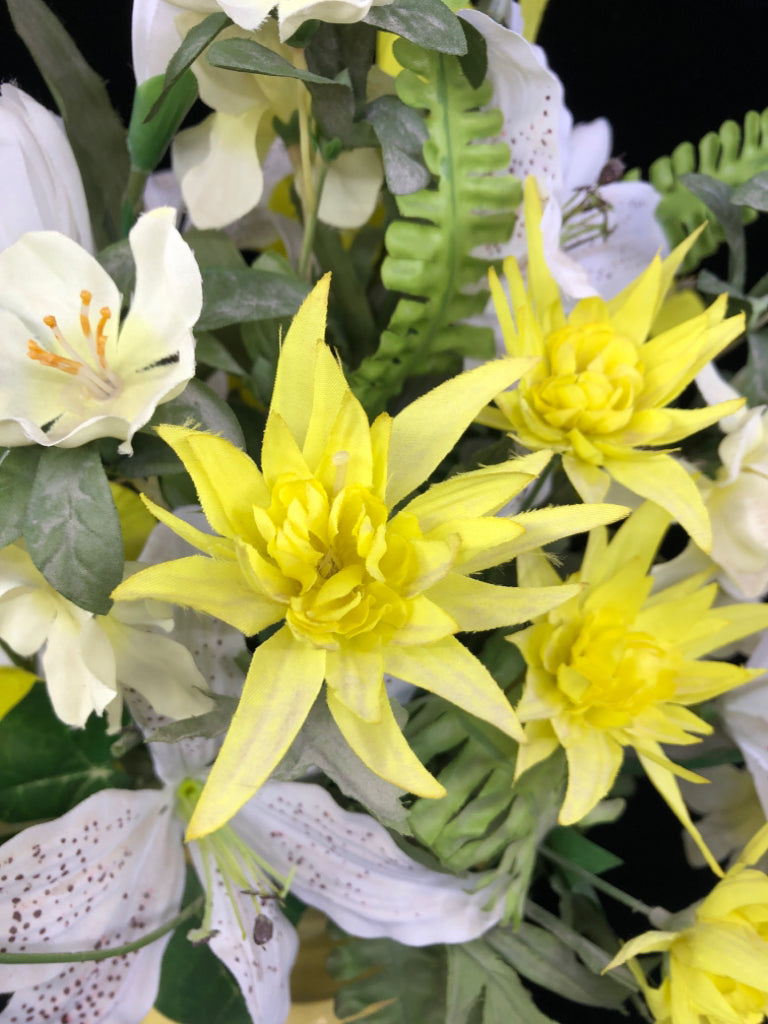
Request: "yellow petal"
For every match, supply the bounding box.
[605,253,663,347]
[588,500,670,583]
[386,356,533,507]
[522,177,564,334]
[604,931,676,972]
[187,626,326,838]
[561,454,611,503]
[430,516,525,575]
[110,482,157,560]
[427,574,579,631]
[262,410,313,487]
[326,645,383,722]
[326,685,445,798]
[605,453,712,551]
[140,495,234,559]
[559,727,624,825]
[271,274,332,447]
[384,637,523,741]
[0,667,37,720]
[678,601,768,659]
[302,341,353,473]
[313,390,373,493]
[112,555,280,635]
[507,503,629,561]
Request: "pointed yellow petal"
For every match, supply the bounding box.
[270,274,331,447]
[326,645,383,722]
[313,390,373,493]
[604,931,676,972]
[678,601,768,659]
[559,727,624,825]
[591,500,670,582]
[326,685,445,798]
[261,411,312,487]
[522,177,564,334]
[516,550,563,589]
[187,627,326,839]
[384,637,523,741]
[506,503,629,561]
[431,516,526,574]
[561,454,611,503]
[386,357,533,507]
[606,453,712,551]
[302,341,352,473]
[112,556,281,635]
[392,595,457,645]
[156,425,269,540]
[139,495,234,559]
[604,253,662,346]
[0,667,37,720]
[369,412,392,500]
[489,264,519,352]
[427,574,579,631]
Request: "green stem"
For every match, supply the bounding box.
[298,160,329,281]
[120,166,150,238]
[0,895,204,964]
[541,847,670,927]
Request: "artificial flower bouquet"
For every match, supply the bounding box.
[2,0,768,1021]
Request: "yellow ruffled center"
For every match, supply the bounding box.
[527,322,644,439]
[27,288,122,401]
[251,469,454,648]
[545,606,678,729]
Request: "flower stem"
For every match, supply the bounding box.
[0,895,204,964]
[120,166,149,238]
[541,846,671,927]
[298,158,329,281]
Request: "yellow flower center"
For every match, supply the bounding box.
[549,607,678,728]
[252,469,453,648]
[27,289,123,401]
[527,322,644,438]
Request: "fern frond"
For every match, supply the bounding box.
[350,39,520,417]
[647,107,768,272]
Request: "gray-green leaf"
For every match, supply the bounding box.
[364,0,468,55]
[207,37,339,84]
[198,267,310,330]
[146,12,231,122]
[0,447,42,549]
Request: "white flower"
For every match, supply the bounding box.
[0,84,93,252]
[461,9,667,305]
[0,543,215,729]
[0,746,504,1022]
[0,207,201,453]
[721,630,768,821]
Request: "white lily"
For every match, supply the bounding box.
[0,84,93,252]
[151,0,392,43]
[0,207,201,453]
[461,8,667,305]
[0,724,504,1023]
[0,543,215,730]
[721,630,768,821]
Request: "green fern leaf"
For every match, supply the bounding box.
[350,39,520,416]
[647,107,768,272]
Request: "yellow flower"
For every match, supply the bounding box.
[606,823,768,1024]
[510,501,768,873]
[479,177,746,551]
[113,275,626,839]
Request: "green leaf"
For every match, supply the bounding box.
[0,683,131,823]
[146,12,232,122]
[680,173,746,289]
[147,378,246,449]
[184,228,248,270]
[197,267,310,330]
[486,923,632,1009]
[364,0,468,56]
[458,17,488,90]
[207,36,338,84]
[731,169,768,211]
[330,932,447,1024]
[97,238,136,301]
[155,868,252,1024]
[446,940,555,1024]
[148,694,238,744]
[7,0,129,247]
[25,446,123,615]
[128,70,198,172]
[366,95,430,195]
[195,332,248,376]
[0,447,42,548]
[545,827,622,875]
[731,329,768,404]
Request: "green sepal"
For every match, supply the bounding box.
[6,0,129,248]
[0,447,42,549]
[0,683,131,825]
[25,445,123,615]
[128,70,198,172]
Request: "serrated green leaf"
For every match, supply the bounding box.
[146,12,232,122]
[330,933,446,1023]
[25,446,123,614]
[0,684,131,823]
[731,169,768,211]
[0,447,42,548]
[207,36,338,83]
[155,868,252,1024]
[446,941,555,1024]
[197,268,310,330]
[7,0,129,247]
[148,379,246,449]
[364,0,468,55]
[128,70,198,172]
[680,172,746,289]
[366,95,430,195]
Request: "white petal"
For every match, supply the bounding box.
[173,109,267,228]
[236,782,502,945]
[0,788,185,1023]
[316,149,383,230]
[0,85,93,252]
[278,0,382,39]
[131,0,185,82]
[562,118,611,192]
[187,844,298,1023]
[217,0,273,30]
[0,546,58,654]
[41,612,118,727]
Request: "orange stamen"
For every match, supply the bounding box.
[95,307,111,368]
[27,339,81,376]
[80,290,92,337]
